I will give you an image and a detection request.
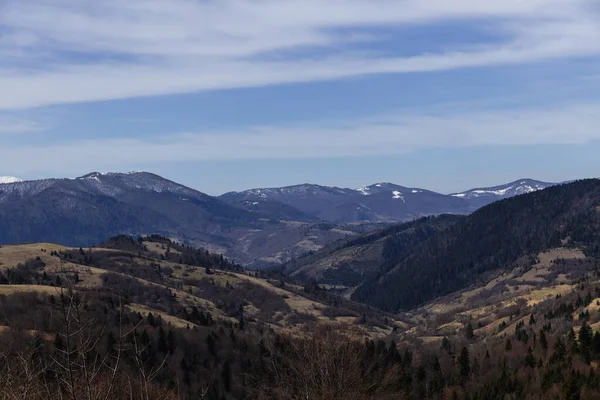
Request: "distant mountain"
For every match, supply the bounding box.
[220,183,471,223]
[0,176,22,184]
[0,172,568,269]
[450,178,557,208]
[0,171,257,248]
[0,172,375,266]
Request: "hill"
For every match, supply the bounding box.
[280,214,462,289]
[0,236,397,337]
[4,233,600,398]
[351,179,600,311]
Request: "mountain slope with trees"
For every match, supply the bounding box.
[351,179,600,311]
[280,214,462,288]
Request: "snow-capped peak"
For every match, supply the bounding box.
[356,187,370,196]
[355,182,400,196]
[0,176,22,184]
[451,179,555,200]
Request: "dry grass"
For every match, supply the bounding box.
[0,242,396,338]
[525,284,573,306]
[142,241,181,256]
[232,273,328,319]
[417,248,586,340]
[0,243,69,268]
[126,303,194,329]
[0,284,61,295]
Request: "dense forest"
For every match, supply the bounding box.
[352,179,600,311]
[3,271,600,399]
[279,214,461,287]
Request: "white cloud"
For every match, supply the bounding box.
[1,102,599,175]
[0,0,598,109]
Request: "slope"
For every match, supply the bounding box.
[351,179,600,312]
[0,235,398,337]
[281,215,462,288]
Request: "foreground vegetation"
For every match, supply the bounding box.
[3,226,600,398]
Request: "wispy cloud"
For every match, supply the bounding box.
[1,102,599,175]
[0,0,598,109]
[0,114,45,133]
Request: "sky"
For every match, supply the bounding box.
[1,0,600,195]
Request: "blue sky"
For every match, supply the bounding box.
[1,0,600,195]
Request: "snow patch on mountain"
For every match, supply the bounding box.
[451,179,555,200]
[392,190,406,203]
[0,176,22,184]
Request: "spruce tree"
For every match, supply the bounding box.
[459,346,470,381]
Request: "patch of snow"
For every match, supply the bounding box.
[392,190,406,203]
[0,176,22,184]
[471,186,514,196]
[356,187,370,196]
[452,180,552,200]
[375,184,382,187]
[411,189,421,193]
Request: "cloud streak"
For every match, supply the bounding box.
[0,114,45,133]
[1,102,599,175]
[0,0,599,109]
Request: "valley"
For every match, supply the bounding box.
[1,175,599,399]
[0,172,557,269]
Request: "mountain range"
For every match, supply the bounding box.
[220,178,556,222]
[279,178,600,312]
[3,175,600,400]
[0,172,558,266]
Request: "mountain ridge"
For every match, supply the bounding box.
[221,178,560,222]
[0,171,567,268]
[351,178,600,311]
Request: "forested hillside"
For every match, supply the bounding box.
[3,242,600,399]
[352,179,600,311]
[281,215,462,287]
